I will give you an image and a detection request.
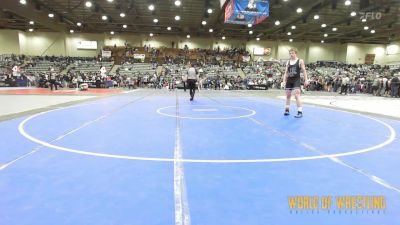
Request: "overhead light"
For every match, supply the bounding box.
[249,30,253,34]
[122,24,127,28]
[275,20,280,25]
[110,31,115,35]
[29,21,34,25]
[153,18,159,23]
[107,0,113,2]
[28,28,34,32]
[167,26,172,30]
[202,21,207,25]
[370,29,375,34]
[289,38,293,42]
[149,33,153,37]
[321,40,325,43]
[313,15,319,20]
[291,25,296,29]
[222,36,226,40]
[207,8,213,14]
[350,11,356,17]
[362,18,367,22]
[70,29,74,33]
[48,13,54,18]
[256,37,260,41]
[85,1,92,7]
[287,32,292,35]
[324,33,328,37]
[186,34,190,38]
[175,15,180,21]
[321,23,326,28]
[148,4,155,11]
[120,13,126,17]
[247,24,252,28]
[332,27,337,31]
[296,8,302,13]
[345,0,351,6]
[364,26,369,30]
[209,28,214,33]
[175,0,181,6]
[77,22,82,26]
[20,0,27,5]
[102,15,108,20]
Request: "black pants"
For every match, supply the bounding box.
[340,84,348,95]
[49,79,57,91]
[187,79,196,99]
[183,81,187,91]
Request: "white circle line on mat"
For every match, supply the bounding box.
[18,104,396,163]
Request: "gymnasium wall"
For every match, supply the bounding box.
[0,30,20,54]
[1,29,399,65]
[19,31,66,56]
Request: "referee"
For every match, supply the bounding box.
[187,64,198,101]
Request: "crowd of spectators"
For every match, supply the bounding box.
[0,52,399,97]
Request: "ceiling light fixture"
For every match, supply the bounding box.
[149,33,154,37]
[321,23,326,28]
[364,26,369,30]
[148,4,155,11]
[175,0,181,6]
[314,15,320,20]
[324,33,328,37]
[207,8,213,14]
[332,27,337,31]
[29,21,34,25]
[345,0,351,6]
[362,18,367,22]
[175,15,180,21]
[275,20,280,25]
[202,21,207,25]
[70,29,74,33]
[289,39,293,42]
[102,15,108,20]
[28,28,34,32]
[85,1,92,7]
[77,22,82,26]
[167,27,172,30]
[209,29,214,33]
[370,29,375,34]
[187,34,190,38]
[291,25,296,29]
[20,0,27,5]
[321,40,325,43]
[222,36,226,40]
[249,30,253,34]
[256,37,260,41]
[110,31,115,35]
[247,24,252,28]
[122,24,127,28]
[350,11,356,17]
[287,32,292,35]
[153,18,159,23]
[296,8,302,13]
[120,13,126,17]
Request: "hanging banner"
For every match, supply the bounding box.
[225,0,268,25]
[133,54,146,60]
[242,55,251,62]
[102,50,112,58]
